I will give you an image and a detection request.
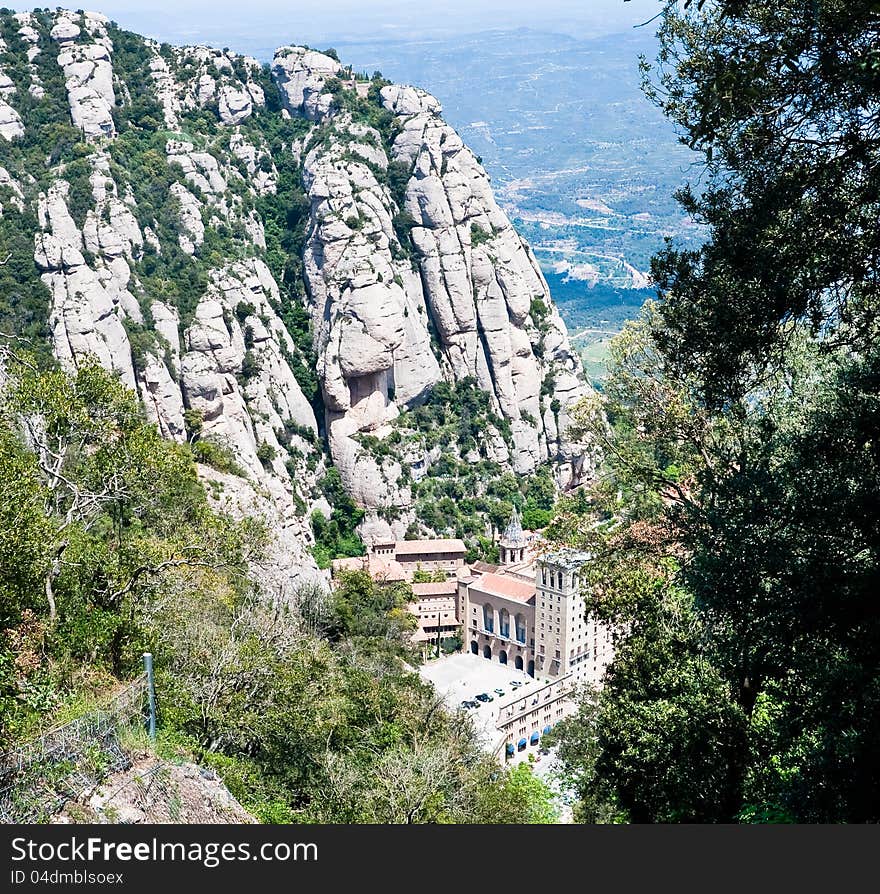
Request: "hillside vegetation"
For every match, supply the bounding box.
[0,353,556,822]
[0,6,580,821]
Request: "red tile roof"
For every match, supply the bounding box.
[331,555,407,582]
[395,538,466,556]
[470,572,536,604]
[471,561,500,574]
[412,581,459,597]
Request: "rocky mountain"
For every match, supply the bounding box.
[0,9,593,581]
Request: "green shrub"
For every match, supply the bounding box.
[256,441,276,466]
[470,222,493,246]
[239,351,261,383]
[191,439,246,476]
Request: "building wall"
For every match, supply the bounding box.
[463,588,536,675]
[396,553,465,577]
[463,556,616,688]
[535,561,614,686]
[411,594,459,642]
[535,564,575,679]
[494,674,577,759]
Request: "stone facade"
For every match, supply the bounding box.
[494,674,578,760]
[462,539,614,688]
[410,581,459,648]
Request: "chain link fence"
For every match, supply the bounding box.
[0,676,149,823]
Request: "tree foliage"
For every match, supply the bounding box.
[550,1,880,823]
[0,354,257,742]
[0,357,558,823]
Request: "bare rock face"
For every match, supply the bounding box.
[229,133,278,195]
[0,42,24,140]
[301,116,440,507]
[381,83,591,487]
[169,182,204,254]
[218,83,253,125]
[5,9,593,582]
[139,354,186,442]
[36,178,136,389]
[0,100,24,140]
[0,166,25,214]
[199,462,322,597]
[178,259,324,590]
[182,260,318,478]
[53,12,117,139]
[32,158,324,585]
[272,47,340,121]
[289,67,591,500]
[146,41,265,131]
[11,12,46,100]
[55,754,257,824]
[22,18,324,582]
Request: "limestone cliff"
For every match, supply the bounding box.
[0,9,593,564]
[280,49,590,511]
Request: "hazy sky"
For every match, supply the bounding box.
[78,1,663,55]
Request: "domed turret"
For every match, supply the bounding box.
[499,507,526,566]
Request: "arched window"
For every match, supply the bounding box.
[499,650,507,665]
[483,604,494,633]
[557,571,563,590]
[515,613,526,644]
[470,640,478,655]
[499,608,510,638]
[483,644,492,659]
[514,655,524,671]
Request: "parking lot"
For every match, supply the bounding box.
[419,652,540,749]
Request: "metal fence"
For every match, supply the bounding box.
[0,676,149,824]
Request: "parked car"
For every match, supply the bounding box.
[510,680,522,688]
[494,688,505,696]
[475,692,494,703]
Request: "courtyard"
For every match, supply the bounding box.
[419,652,541,753]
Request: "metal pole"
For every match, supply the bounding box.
[143,652,157,741]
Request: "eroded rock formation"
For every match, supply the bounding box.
[0,10,594,577]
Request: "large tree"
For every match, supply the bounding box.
[550,0,880,822]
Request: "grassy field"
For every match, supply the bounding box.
[571,329,616,388]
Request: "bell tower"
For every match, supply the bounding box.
[499,507,526,566]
